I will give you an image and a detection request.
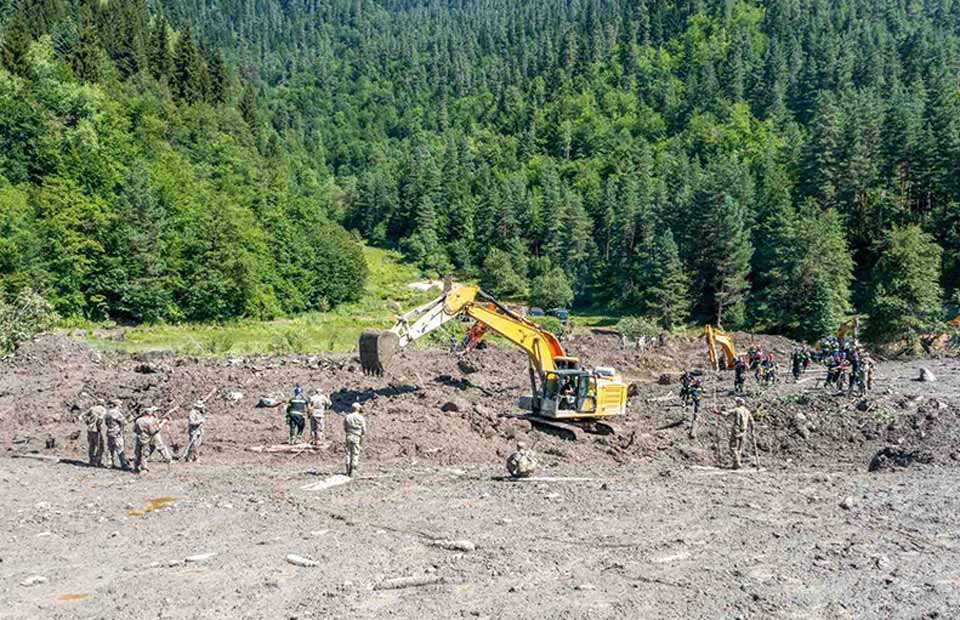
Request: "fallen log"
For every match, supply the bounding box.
[12,453,63,463]
[247,444,317,454]
[493,476,596,482]
[428,539,476,552]
[374,575,445,590]
[286,554,320,568]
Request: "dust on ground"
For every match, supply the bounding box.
[1,332,959,619]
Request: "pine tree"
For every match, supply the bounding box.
[68,21,103,82]
[148,16,173,79]
[1,14,33,74]
[646,230,689,328]
[762,202,854,340]
[173,21,207,103]
[239,84,258,129]
[865,225,943,344]
[707,196,753,328]
[803,91,843,208]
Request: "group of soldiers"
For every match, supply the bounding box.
[78,399,206,473]
[272,386,367,476]
[78,385,371,478]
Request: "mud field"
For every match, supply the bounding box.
[1,332,959,619]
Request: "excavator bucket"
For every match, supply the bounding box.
[359,329,399,376]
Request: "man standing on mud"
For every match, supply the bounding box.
[734,356,747,394]
[103,400,129,470]
[343,402,367,477]
[183,401,206,462]
[715,397,754,469]
[308,388,332,446]
[687,377,704,438]
[133,406,173,473]
[285,386,308,444]
[79,401,106,467]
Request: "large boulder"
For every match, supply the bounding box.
[917,367,937,382]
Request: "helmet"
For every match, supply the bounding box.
[293,386,303,396]
[351,402,362,412]
[144,406,159,413]
[194,401,206,409]
[735,397,745,406]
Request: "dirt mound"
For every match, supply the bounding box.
[3,331,960,473]
[3,333,102,367]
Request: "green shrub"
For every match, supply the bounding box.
[0,290,58,353]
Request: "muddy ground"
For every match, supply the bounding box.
[1,332,959,618]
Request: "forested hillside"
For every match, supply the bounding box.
[0,0,367,324]
[3,0,960,343]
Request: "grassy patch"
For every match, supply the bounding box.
[82,246,438,355]
[78,246,638,355]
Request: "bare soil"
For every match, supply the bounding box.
[1,332,959,619]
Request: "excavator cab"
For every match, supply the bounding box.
[540,370,596,415]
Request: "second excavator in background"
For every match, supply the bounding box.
[704,324,737,371]
[358,285,628,440]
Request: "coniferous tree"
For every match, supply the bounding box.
[1,14,32,73]
[173,21,206,103]
[207,48,227,103]
[706,196,752,328]
[865,225,943,344]
[148,16,172,79]
[238,84,258,129]
[763,202,854,341]
[646,229,689,328]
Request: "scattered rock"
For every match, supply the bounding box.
[575,583,596,591]
[286,554,320,568]
[869,446,934,472]
[441,399,468,413]
[185,553,216,563]
[226,391,244,402]
[134,363,160,374]
[457,360,479,375]
[657,374,672,385]
[840,496,855,510]
[429,539,476,552]
[918,368,937,382]
[20,575,46,586]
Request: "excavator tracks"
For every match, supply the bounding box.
[515,414,618,442]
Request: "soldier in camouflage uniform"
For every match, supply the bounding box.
[103,400,129,470]
[133,407,172,473]
[183,401,206,462]
[308,389,332,446]
[506,441,538,478]
[717,397,754,470]
[343,402,367,477]
[79,403,106,467]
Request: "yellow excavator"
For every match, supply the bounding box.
[704,324,737,370]
[358,285,628,439]
[837,317,861,349]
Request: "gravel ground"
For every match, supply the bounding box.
[1,333,959,619]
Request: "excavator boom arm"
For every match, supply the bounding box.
[359,285,566,376]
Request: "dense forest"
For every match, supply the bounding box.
[2,0,960,343]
